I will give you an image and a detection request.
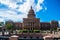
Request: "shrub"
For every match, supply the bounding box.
[34,30,40,33]
[22,30,28,33]
[18,30,23,33]
[29,30,34,33]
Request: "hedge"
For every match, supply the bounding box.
[34,30,40,33]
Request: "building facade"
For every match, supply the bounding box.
[16,7,58,30]
[40,22,51,30]
[23,7,40,30]
[5,7,59,30]
[14,22,22,30]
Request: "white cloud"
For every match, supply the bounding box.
[59,21,60,27]
[32,0,44,12]
[0,9,27,22]
[0,18,4,22]
[0,0,45,22]
[18,0,35,14]
[45,7,47,10]
[59,21,60,24]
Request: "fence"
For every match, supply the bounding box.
[18,38,44,40]
[54,37,60,40]
[0,36,60,40]
[0,36,9,40]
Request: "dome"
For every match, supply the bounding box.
[28,7,34,14]
[28,7,35,18]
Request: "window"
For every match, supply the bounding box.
[24,37,26,38]
[36,37,39,39]
[30,37,33,39]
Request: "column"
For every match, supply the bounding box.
[32,22,33,30]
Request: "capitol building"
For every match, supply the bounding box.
[13,7,59,30]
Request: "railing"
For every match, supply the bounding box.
[54,37,60,40]
[18,39,44,40]
[1,36,60,40]
[18,38,44,40]
[0,36,9,40]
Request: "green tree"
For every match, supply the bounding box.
[50,28,57,34]
[5,22,14,35]
[6,23,13,30]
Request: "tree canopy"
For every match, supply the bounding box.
[5,22,14,30]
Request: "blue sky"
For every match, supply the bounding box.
[36,0,60,22]
[0,0,60,24]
